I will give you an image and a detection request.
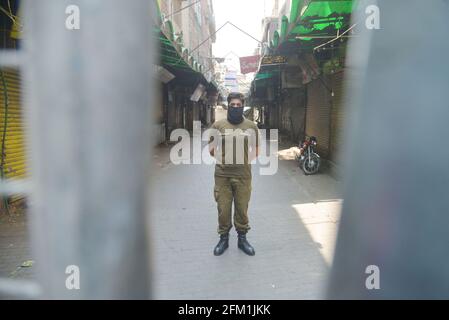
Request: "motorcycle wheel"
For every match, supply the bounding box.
[302,154,321,175]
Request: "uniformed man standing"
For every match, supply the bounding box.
[208,92,260,256]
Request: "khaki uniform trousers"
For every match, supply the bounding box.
[214,176,252,235]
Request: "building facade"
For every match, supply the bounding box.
[157,0,217,141]
[250,0,356,176]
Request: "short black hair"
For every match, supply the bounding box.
[227,92,245,105]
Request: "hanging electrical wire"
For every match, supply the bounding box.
[173,21,262,69]
[165,0,201,19]
[313,23,358,51]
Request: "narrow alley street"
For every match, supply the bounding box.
[150,109,343,299]
[0,0,446,303]
[0,110,343,300]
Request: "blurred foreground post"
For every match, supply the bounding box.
[328,0,449,299]
[22,0,155,298]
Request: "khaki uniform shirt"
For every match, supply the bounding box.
[208,118,260,179]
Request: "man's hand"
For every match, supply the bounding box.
[249,146,260,162]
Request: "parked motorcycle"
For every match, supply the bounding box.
[295,136,321,175]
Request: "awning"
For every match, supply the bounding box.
[155,1,211,81]
[270,0,357,50]
[157,29,193,72]
[290,0,355,38]
[252,70,280,93]
[255,72,276,81]
[154,21,217,91]
[251,0,356,100]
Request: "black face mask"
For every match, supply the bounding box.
[227,106,244,124]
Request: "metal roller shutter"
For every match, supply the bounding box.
[0,67,27,204]
[305,77,332,158]
[330,71,346,163]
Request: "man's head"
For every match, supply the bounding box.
[227,92,245,125]
[227,92,245,107]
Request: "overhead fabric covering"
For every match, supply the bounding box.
[155,1,204,73]
[255,72,276,81]
[253,71,279,89]
[289,0,303,23]
[280,16,289,41]
[284,0,357,46]
[157,31,192,71]
[292,0,355,35]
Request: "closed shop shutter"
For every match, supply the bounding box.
[330,70,346,163]
[305,77,332,158]
[0,68,27,204]
[268,102,279,129]
[280,88,306,142]
[186,102,193,131]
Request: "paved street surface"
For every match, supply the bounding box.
[150,110,343,299]
[0,110,343,300]
[0,207,34,280]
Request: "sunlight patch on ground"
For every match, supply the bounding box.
[292,200,343,266]
[277,147,301,161]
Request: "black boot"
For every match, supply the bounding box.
[214,233,229,256]
[237,232,255,256]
